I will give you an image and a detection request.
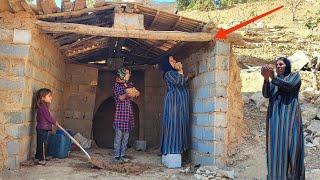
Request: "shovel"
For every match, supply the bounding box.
[56,124,105,169]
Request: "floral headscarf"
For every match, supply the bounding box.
[117,68,127,81]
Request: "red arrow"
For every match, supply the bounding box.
[214,5,284,40]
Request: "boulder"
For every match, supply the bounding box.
[301,104,318,124]
[249,93,268,108]
[288,51,310,71]
[307,120,320,135]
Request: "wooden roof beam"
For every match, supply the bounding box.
[37,4,114,19]
[36,20,213,42]
[149,11,160,29]
[60,36,95,50]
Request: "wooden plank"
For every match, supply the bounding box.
[37,5,114,19]
[40,0,57,14]
[149,11,160,29]
[61,1,72,12]
[63,37,109,52]
[65,43,108,57]
[73,0,86,11]
[8,0,24,12]
[21,1,36,15]
[60,36,97,50]
[172,16,182,30]
[36,20,213,42]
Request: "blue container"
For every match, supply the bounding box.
[48,134,72,158]
[56,129,73,136]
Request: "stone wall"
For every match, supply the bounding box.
[0,12,66,170]
[182,41,243,167]
[62,64,98,138]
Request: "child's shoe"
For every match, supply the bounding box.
[36,160,46,165]
[120,156,130,163]
[112,157,121,164]
[45,156,53,161]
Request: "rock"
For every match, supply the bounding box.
[301,87,316,98]
[314,96,320,105]
[305,142,316,148]
[307,120,320,134]
[217,169,235,179]
[301,104,318,124]
[288,50,310,71]
[249,93,268,108]
[201,177,209,180]
[305,135,313,143]
[243,95,250,104]
[254,21,266,29]
[313,137,320,146]
[306,169,320,179]
[317,110,320,119]
[194,174,203,179]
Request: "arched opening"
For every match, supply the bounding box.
[92,97,140,148]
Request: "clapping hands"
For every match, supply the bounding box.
[261,65,275,81]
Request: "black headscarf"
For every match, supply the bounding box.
[276,57,291,76]
[161,55,176,76]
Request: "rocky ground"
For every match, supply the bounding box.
[238,87,320,179]
[180,0,320,66]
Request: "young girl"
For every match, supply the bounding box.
[112,68,139,163]
[34,88,58,165]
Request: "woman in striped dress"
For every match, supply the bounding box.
[261,57,305,179]
[160,55,192,158]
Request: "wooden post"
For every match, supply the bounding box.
[36,20,214,42]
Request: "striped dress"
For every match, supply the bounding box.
[262,72,305,180]
[161,70,189,155]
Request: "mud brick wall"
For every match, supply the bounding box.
[0,24,66,170]
[62,64,98,138]
[143,66,165,148]
[182,41,243,167]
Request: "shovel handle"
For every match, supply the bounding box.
[57,124,91,160]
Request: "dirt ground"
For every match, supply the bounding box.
[0,148,195,180]
[228,102,320,180]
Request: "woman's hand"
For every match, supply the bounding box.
[55,121,59,126]
[261,65,270,81]
[269,69,275,79]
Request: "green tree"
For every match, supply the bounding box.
[187,0,215,11]
[177,0,191,11]
[86,0,95,7]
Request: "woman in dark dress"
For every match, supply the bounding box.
[261,57,305,180]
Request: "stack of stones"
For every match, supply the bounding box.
[193,166,235,180]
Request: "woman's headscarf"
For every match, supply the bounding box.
[275,57,291,76]
[117,67,127,81]
[161,55,176,76]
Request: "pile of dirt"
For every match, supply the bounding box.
[105,162,149,175]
